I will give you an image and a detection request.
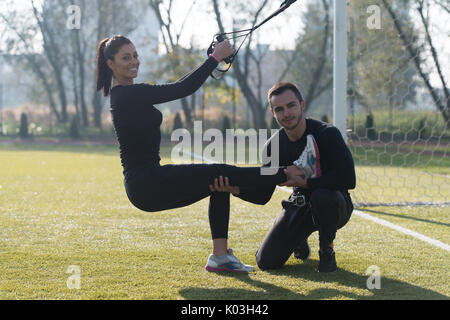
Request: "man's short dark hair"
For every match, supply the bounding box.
[268,82,304,108]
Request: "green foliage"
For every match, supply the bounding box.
[222,115,231,134]
[151,45,204,83]
[287,0,333,113]
[173,112,183,132]
[348,0,418,113]
[416,117,427,140]
[350,109,449,142]
[69,115,80,139]
[19,113,29,139]
[365,113,377,140]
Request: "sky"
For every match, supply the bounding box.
[142,0,449,88]
[0,0,448,87]
[151,0,306,50]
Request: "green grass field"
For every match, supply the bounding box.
[0,144,449,300]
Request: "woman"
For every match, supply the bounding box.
[96,35,288,272]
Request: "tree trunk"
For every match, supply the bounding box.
[382,0,449,124]
[31,0,68,123]
[211,0,269,129]
[28,55,61,123]
[149,0,196,127]
[232,57,267,129]
[304,0,330,113]
[74,29,89,127]
[417,1,449,127]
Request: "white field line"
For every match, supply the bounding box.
[188,152,450,252]
[350,210,450,252]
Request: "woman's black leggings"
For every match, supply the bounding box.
[124,163,286,239]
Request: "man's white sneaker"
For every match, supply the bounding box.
[293,134,321,179]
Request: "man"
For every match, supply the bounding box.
[211,82,356,272]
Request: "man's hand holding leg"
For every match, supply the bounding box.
[278,165,308,189]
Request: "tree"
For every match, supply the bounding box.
[65,0,89,127]
[365,113,377,140]
[211,1,251,129]
[1,0,145,129]
[69,115,80,139]
[0,2,61,123]
[149,0,202,127]
[381,0,449,126]
[173,111,183,131]
[416,0,449,126]
[212,0,300,129]
[19,113,29,138]
[31,0,69,123]
[348,0,418,125]
[287,0,333,114]
[222,115,231,134]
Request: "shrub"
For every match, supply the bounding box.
[365,113,377,140]
[69,115,80,139]
[173,112,183,131]
[417,117,427,140]
[222,115,231,133]
[19,113,29,138]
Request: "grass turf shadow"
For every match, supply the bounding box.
[179,259,449,300]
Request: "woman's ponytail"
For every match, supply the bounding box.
[96,38,113,97]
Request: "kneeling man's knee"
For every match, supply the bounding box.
[255,249,284,270]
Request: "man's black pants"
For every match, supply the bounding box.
[255,188,353,270]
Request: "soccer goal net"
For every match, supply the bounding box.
[341,0,449,207]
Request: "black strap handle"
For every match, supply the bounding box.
[207,0,299,79]
[207,35,235,64]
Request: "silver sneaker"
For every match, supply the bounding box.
[205,249,255,273]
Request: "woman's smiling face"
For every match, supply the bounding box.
[107,43,140,83]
